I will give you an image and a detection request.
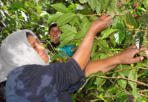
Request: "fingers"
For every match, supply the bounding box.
[140,46,147,51]
[103,15,113,27]
[130,56,144,64]
[132,48,140,55]
[145,50,148,58]
[99,15,107,20]
[126,45,137,50]
[124,47,139,56]
[99,15,113,21]
[139,46,148,58]
[125,45,140,55]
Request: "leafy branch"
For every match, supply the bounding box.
[94,75,148,87]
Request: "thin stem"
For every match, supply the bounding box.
[108,66,148,74]
[137,93,148,98]
[94,75,148,87]
[138,90,148,93]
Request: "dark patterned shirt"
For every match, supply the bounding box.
[6,59,85,102]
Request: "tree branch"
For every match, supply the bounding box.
[94,75,148,87]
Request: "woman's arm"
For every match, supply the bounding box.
[85,45,145,76]
[72,16,112,70]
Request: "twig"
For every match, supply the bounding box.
[137,93,148,98]
[138,90,148,93]
[94,36,101,40]
[108,66,148,74]
[94,75,148,87]
[84,14,125,17]
[104,95,116,98]
[128,28,148,31]
[108,78,130,95]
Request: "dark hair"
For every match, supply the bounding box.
[48,22,57,32]
[0,81,6,102]
[26,32,33,38]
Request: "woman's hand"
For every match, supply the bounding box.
[88,15,113,36]
[117,45,144,64]
[140,46,148,58]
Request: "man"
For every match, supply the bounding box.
[48,23,61,48]
[0,16,146,102]
[48,23,74,57]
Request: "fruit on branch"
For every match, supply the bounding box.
[132,2,138,8]
[133,14,138,18]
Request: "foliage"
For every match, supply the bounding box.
[0,0,148,101]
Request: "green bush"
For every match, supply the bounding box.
[0,0,148,101]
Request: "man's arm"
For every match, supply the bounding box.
[72,16,112,70]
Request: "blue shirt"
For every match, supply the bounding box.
[6,59,85,102]
[59,45,74,57]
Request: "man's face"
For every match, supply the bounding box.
[27,35,49,63]
[49,26,61,42]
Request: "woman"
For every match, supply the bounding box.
[0,16,146,102]
[0,30,50,102]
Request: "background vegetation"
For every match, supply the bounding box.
[0,0,148,101]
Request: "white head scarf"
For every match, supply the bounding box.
[0,30,50,82]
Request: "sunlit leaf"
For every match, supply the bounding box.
[128,69,138,99]
[56,13,76,26]
[51,3,70,13]
[79,0,88,4]
[101,28,118,39]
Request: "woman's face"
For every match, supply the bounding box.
[27,35,49,63]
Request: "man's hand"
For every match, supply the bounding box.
[88,15,113,36]
[117,45,144,64]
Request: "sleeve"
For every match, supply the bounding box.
[53,58,86,92]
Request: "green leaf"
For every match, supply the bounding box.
[48,13,63,23]
[56,13,76,26]
[60,34,75,47]
[101,28,118,39]
[24,1,34,8]
[143,0,148,8]
[95,77,105,89]
[111,16,125,29]
[128,69,138,99]
[69,16,80,26]
[117,74,127,89]
[118,65,131,77]
[138,14,148,24]
[79,0,88,4]
[103,0,110,11]
[60,24,77,43]
[123,31,134,47]
[87,0,103,14]
[95,3,101,14]
[51,3,70,13]
[124,13,138,29]
[60,24,77,34]
[114,31,125,45]
[97,40,109,52]
[36,2,42,14]
[75,16,90,40]
[87,0,96,10]
[59,25,77,46]
[117,79,127,89]
[136,31,144,47]
[10,2,24,11]
[91,40,98,58]
[107,0,117,14]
